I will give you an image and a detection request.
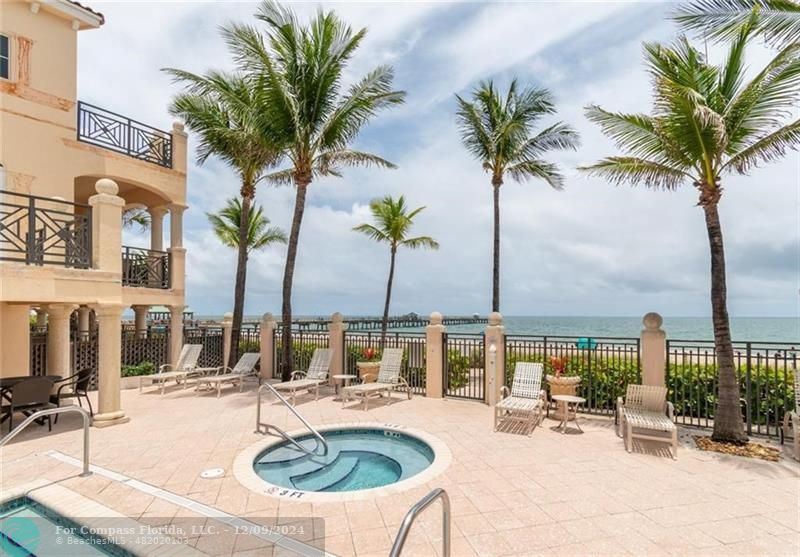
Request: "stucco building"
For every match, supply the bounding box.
[0,0,189,427]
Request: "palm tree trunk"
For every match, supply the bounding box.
[380,246,397,347]
[492,179,501,313]
[230,191,252,366]
[703,201,747,444]
[280,180,309,381]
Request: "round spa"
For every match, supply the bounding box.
[253,427,434,493]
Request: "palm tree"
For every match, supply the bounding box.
[225,1,406,380]
[580,23,800,443]
[165,69,279,365]
[674,0,800,48]
[207,197,287,254]
[353,195,439,342]
[122,208,150,232]
[455,80,579,313]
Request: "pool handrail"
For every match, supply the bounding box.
[390,488,450,557]
[256,382,328,456]
[0,406,92,477]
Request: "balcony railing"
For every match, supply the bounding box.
[77,101,173,168]
[122,246,170,289]
[0,190,92,268]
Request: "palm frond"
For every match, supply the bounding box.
[506,159,566,190]
[579,157,692,190]
[207,198,287,253]
[723,118,800,172]
[353,195,436,251]
[401,236,440,250]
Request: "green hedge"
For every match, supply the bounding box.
[122,361,156,377]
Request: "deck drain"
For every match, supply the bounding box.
[200,468,225,479]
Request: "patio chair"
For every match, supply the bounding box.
[50,368,94,423]
[495,362,546,436]
[195,353,261,398]
[780,371,799,461]
[272,349,333,405]
[342,348,410,411]
[1,377,57,432]
[139,344,204,394]
[617,384,677,459]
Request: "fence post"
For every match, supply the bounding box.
[328,312,346,386]
[640,312,666,387]
[221,312,233,370]
[260,313,277,380]
[484,312,505,406]
[425,312,445,398]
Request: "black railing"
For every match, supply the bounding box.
[0,190,92,268]
[344,332,426,395]
[443,333,485,400]
[121,246,170,289]
[666,340,798,437]
[274,328,330,376]
[77,101,173,168]
[184,327,224,368]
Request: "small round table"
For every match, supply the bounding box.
[551,394,586,434]
[332,374,358,401]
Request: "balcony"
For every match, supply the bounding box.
[0,190,92,268]
[122,246,170,289]
[77,102,173,168]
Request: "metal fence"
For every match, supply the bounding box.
[666,340,798,437]
[442,333,484,400]
[121,246,170,289]
[184,327,224,368]
[274,328,330,377]
[505,335,641,415]
[344,332,427,395]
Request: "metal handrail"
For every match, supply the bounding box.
[255,383,328,456]
[0,407,92,477]
[389,488,450,557]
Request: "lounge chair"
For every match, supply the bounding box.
[139,344,204,394]
[780,371,799,461]
[342,348,410,410]
[194,353,261,397]
[272,349,333,405]
[495,362,546,436]
[617,384,677,459]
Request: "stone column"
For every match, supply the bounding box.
[484,312,505,406]
[641,312,666,387]
[328,312,346,386]
[88,179,123,274]
[35,308,47,330]
[148,206,168,252]
[0,304,32,377]
[77,306,91,341]
[425,312,446,398]
[221,312,234,370]
[47,304,77,379]
[93,304,128,427]
[132,305,149,339]
[169,305,185,367]
[259,313,277,380]
[168,204,186,249]
[171,122,188,174]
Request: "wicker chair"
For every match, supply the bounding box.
[342,348,409,410]
[495,362,546,436]
[1,377,57,432]
[272,349,333,405]
[617,384,677,459]
[50,368,94,422]
[780,371,799,461]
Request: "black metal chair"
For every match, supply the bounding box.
[51,368,94,423]
[1,377,56,432]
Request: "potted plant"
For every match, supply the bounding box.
[121,361,156,389]
[356,347,381,383]
[545,356,581,419]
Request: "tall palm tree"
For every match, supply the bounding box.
[674,0,800,48]
[225,1,406,379]
[207,197,287,254]
[455,80,579,313]
[581,23,800,443]
[165,70,279,365]
[353,195,439,342]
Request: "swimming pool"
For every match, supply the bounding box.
[253,428,435,492]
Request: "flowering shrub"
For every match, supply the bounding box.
[359,347,380,362]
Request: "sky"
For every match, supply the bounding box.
[77,1,800,319]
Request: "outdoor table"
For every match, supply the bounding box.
[332,374,358,401]
[0,375,60,428]
[551,394,586,434]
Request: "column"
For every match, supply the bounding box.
[641,312,666,387]
[148,206,168,252]
[88,179,124,274]
[169,305,185,367]
[77,306,91,341]
[0,304,31,377]
[93,304,128,427]
[171,122,188,174]
[259,313,277,380]
[327,312,346,386]
[47,304,76,379]
[425,312,446,398]
[484,312,505,406]
[221,312,233,370]
[168,204,186,249]
[35,308,47,330]
[132,305,149,339]
[167,204,187,295]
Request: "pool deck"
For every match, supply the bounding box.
[0,383,798,556]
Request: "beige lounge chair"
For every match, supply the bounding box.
[617,384,677,459]
[194,353,261,398]
[495,362,546,436]
[139,344,204,394]
[342,348,410,410]
[271,348,332,405]
[780,371,799,461]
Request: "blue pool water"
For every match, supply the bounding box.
[0,498,133,556]
[254,428,434,492]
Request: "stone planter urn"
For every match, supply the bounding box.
[546,375,581,420]
[356,361,380,383]
[121,376,144,390]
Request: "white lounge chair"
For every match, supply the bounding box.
[272,349,332,405]
[194,353,261,398]
[139,344,204,395]
[342,348,410,410]
[495,362,546,436]
[780,371,799,461]
[617,384,677,459]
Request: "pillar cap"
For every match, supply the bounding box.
[488,312,502,326]
[95,178,118,195]
[222,312,233,324]
[331,312,344,323]
[429,311,443,325]
[642,312,663,330]
[261,312,274,323]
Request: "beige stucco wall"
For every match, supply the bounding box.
[0,303,31,377]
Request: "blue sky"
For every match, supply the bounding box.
[78,1,799,318]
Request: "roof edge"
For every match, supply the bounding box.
[31,0,105,29]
